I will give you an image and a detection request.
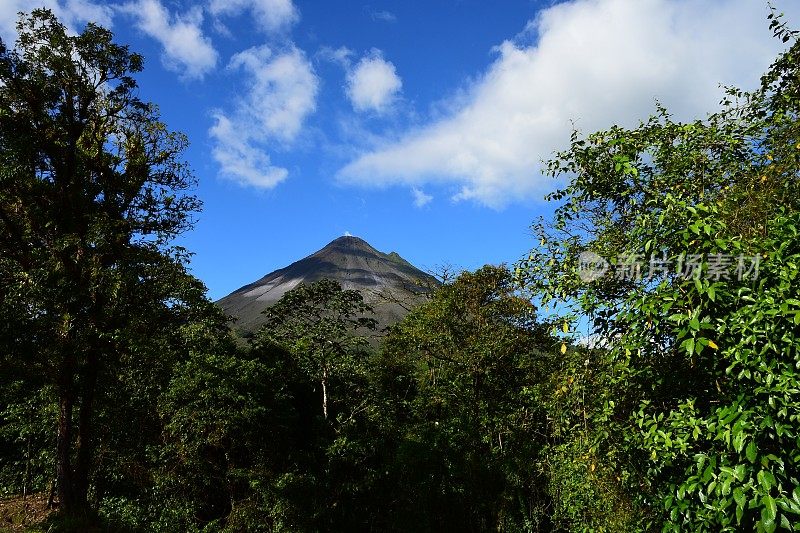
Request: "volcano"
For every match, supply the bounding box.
[216,236,438,333]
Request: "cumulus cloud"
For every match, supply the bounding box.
[346,49,402,113]
[119,0,218,80]
[339,0,800,207]
[0,0,113,43]
[209,112,288,188]
[209,0,298,34]
[229,45,318,141]
[412,187,433,208]
[209,45,319,188]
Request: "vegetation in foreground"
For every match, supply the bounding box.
[3,7,800,533]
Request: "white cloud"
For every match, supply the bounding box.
[119,0,218,80]
[346,49,402,113]
[229,45,318,141]
[338,0,800,208]
[368,9,396,23]
[318,45,352,69]
[0,0,113,44]
[209,112,288,188]
[209,45,319,188]
[209,0,298,33]
[412,187,432,208]
[60,0,113,27]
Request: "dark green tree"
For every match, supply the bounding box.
[148,317,295,531]
[251,279,393,530]
[257,278,377,420]
[0,9,200,519]
[380,265,556,531]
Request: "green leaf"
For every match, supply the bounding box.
[764,494,777,522]
[734,487,746,509]
[681,337,696,355]
[733,431,745,453]
[747,441,758,463]
[761,506,776,532]
[758,470,776,491]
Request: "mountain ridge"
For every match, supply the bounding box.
[217,236,438,333]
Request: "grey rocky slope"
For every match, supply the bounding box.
[216,236,438,334]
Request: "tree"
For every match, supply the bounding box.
[245,279,384,530]
[152,318,294,531]
[517,13,800,531]
[0,9,200,519]
[379,265,556,531]
[256,278,377,420]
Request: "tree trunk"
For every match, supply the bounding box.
[321,369,329,420]
[23,433,31,502]
[73,351,98,511]
[56,388,75,511]
[55,348,97,519]
[47,479,56,509]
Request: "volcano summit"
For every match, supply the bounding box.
[217,236,438,333]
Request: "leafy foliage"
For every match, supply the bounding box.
[0,7,204,523]
[379,266,557,531]
[517,12,800,532]
[257,278,377,420]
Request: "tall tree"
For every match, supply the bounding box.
[257,278,377,420]
[0,9,200,519]
[251,279,382,530]
[380,265,556,531]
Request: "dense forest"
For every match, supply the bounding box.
[2,7,800,532]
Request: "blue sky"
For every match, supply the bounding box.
[2,0,799,300]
